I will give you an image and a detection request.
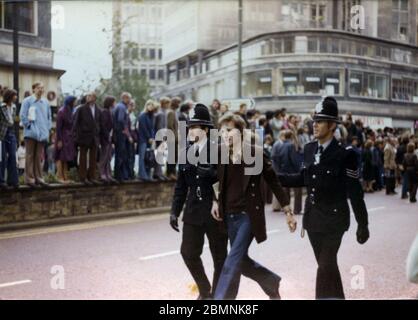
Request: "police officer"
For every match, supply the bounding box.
[170,103,228,299]
[278,96,370,299]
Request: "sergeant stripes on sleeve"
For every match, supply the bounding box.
[346,168,360,179]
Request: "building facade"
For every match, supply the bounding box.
[113,0,165,96]
[162,0,418,129]
[0,1,64,106]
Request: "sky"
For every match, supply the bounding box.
[51,1,113,95]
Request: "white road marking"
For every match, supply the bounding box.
[140,230,282,261]
[368,206,386,212]
[0,279,32,289]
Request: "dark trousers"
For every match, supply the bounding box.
[214,213,280,300]
[114,134,129,181]
[0,129,18,186]
[385,170,396,194]
[127,142,135,180]
[308,231,345,299]
[79,145,97,181]
[181,221,227,297]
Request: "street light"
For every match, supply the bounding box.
[237,0,242,99]
[12,1,19,105]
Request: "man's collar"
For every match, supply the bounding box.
[317,137,333,151]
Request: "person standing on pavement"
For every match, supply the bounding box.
[55,95,77,184]
[137,100,157,181]
[17,140,26,177]
[113,92,133,183]
[211,113,296,300]
[402,142,418,203]
[19,82,52,188]
[170,103,228,300]
[278,96,370,300]
[153,97,170,181]
[99,96,117,184]
[0,89,19,189]
[384,137,397,195]
[72,92,101,185]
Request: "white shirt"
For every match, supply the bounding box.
[318,138,333,152]
[90,104,95,118]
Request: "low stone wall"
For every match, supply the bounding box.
[0,181,175,230]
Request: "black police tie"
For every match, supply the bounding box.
[195,146,200,158]
[318,145,324,155]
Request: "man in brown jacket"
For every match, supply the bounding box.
[72,92,101,185]
[211,114,296,300]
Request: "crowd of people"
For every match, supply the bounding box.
[0,82,417,205]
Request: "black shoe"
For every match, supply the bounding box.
[197,294,213,300]
[269,277,282,300]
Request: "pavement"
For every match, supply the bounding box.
[0,187,417,300]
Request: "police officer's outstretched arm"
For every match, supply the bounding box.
[345,148,370,244]
[169,166,187,232]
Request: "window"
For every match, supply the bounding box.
[392,0,409,41]
[282,70,300,95]
[158,49,162,60]
[281,69,343,96]
[349,71,388,99]
[140,69,147,77]
[141,49,147,59]
[158,69,164,80]
[1,1,37,34]
[308,38,318,53]
[132,48,139,60]
[123,47,130,60]
[243,70,272,97]
[123,69,130,78]
[149,49,156,60]
[392,77,418,101]
[283,38,294,53]
[149,69,156,80]
[319,38,328,53]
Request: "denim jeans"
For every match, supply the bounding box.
[214,212,280,300]
[114,133,129,181]
[0,129,18,186]
[137,142,150,180]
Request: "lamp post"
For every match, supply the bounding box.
[237,0,242,99]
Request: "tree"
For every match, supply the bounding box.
[95,0,150,114]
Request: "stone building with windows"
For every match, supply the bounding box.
[112,0,165,96]
[0,1,65,106]
[162,0,418,129]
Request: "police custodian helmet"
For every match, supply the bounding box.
[187,103,214,128]
[312,96,341,123]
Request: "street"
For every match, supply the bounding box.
[0,188,417,300]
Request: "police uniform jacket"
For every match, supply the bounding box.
[278,138,369,233]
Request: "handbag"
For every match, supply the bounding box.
[144,147,156,167]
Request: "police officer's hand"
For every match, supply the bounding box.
[170,214,179,232]
[356,225,369,244]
